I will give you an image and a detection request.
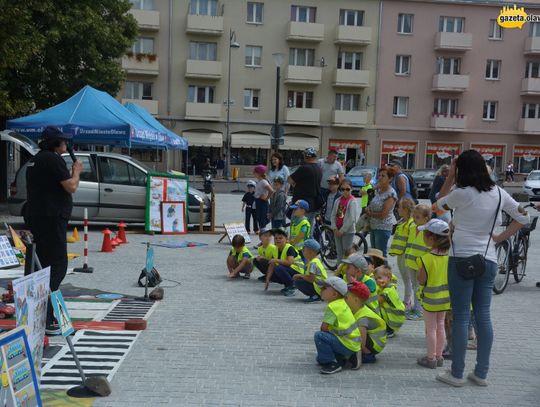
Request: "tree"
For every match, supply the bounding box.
[0,0,138,118]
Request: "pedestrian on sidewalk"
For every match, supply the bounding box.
[216,155,225,179]
[268,153,290,195]
[268,176,287,229]
[253,165,273,231]
[241,181,258,234]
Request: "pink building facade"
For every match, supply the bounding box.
[376,0,540,174]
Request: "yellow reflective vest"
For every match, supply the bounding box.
[360,274,380,315]
[353,305,387,354]
[405,224,430,270]
[360,183,373,208]
[327,298,361,352]
[290,217,311,250]
[305,257,328,295]
[389,217,414,256]
[258,244,278,260]
[278,243,305,274]
[231,246,254,263]
[378,284,405,332]
[416,253,451,312]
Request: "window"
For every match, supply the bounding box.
[62,155,96,182]
[187,86,215,103]
[289,48,315,66]
[434,98,459,115]
[339,9,364,26]
[287,91,313,108]
[291,5,316,23]
[397,14,413,34]
[526,62,540,78]
[489,19,503,40]
[99,157,146,187]
[395,55,411,75]
[393,97,408,117]
[437,57,461,75]
[124,82,153,100]
[245,46,262,67]
[335,94,360,111]
[337,51,362,70]
[131,37,154,54]
[439,16,464,33]
[244,89,260,109]
[189,0,218,16]
[230,148,267,166]
[530,22,540,37]
[129,0,154,10]
[485,60,501,80]
[189,42,217,61]
[247,2,263,24]
[522,103,540,119]
[483,101,498,121]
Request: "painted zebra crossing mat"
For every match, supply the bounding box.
[102,299,158,321]
[40,330,140,389]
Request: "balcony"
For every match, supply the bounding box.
[121,55,159,76]
[284,66,322,85]
[333,69,369,88]
[186,14,223,36]
[287,21,324,42]
[332,110,368,128]
[185,102,222,121]
[185,60,222,80]
[285,108,320,126]
[335,26,372,45]
[129,9,160,31]
[434,32,472,52]
[430,113,467,132]
[121,99,159,115]
[519,118,540,134]
[432,74,470,92]
[521,78,540,95]
[524,37,540,55]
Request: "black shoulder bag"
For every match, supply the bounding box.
[452,187,501,280]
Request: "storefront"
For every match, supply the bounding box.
[513,145,540,173]
[184,131,223,175]
[328,139,367,172]
[230,133,270,166]
[470,143,505,173]
[380,140,417,170]
[280,134,319,167]
[425,142,462,169]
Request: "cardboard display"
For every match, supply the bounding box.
[222,222,252,244]
[0,236,20,269]
[145,173,188,233]
[160,201,187,235]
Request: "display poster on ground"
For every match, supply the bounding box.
[223,223,252,244]
[50,291,74,338]
[0,236,19,269]
[145,173,189,233]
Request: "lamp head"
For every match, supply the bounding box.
[272,52,285,67]
[230,41,240,48]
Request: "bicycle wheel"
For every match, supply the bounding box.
[513,235,528,283]
[319,225,338,271]
[493,241,510,295]
[352,233,368,254]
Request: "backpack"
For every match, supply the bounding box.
[401,172,419,203]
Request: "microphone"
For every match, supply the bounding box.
[67,146,77,163]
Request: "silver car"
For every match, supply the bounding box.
[2,131,210,224]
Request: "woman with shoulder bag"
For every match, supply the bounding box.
[433,150,529,387]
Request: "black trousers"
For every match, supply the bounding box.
[30,216,68,326]
[254,258,269,275]
[245,207,258,233]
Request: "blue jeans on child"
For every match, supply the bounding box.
[369,229,392,257]
[294,279,317,297]
[255,198,269,230]
[272,265,298,288]
[314,331,354,365]
[448,257,497,380]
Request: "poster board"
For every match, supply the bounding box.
[145,172,189,233]
[161,201,187,235]
[0,327,42,406]
[0,236,20,269]
[223,222,252,244]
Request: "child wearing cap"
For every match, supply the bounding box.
[268,177,287,229]
[341,254,380,315]
[293,239,328,303]
[416,219,451,369]
[374,265,405,338]
[289,200,311,253]
[227,235,254,279]
[242,181,258,234]
[253,165,274,231]
[346,281,387,364]
[315,276,361,374]
[253,228,278,280]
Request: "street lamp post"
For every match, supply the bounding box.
[271,52,284,154]
[225,29,240,179]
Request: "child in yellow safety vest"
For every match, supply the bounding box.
[289,199,311,253]
[293,239,328,303]
[389,198,415,310]
[227,234,254,279]
[315,277,361,374]
[253,228,278,280]
[404,204,431,321]
[416,219,451,369]
[374,265,405,338]
[341,253,380,315]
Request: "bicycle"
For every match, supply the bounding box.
[493,203,538,294]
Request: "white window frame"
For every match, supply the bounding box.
[288,91,313,108]
[397,14,413,34]
[124,82,153,100]
[339,9,364,26]
[485,59,501,80]
[245,46,262,67]
[439,16,464,33]
[530,22,540,37]
[395,55,411,75]
[189,0,218,16]
[483,101,498,121]
[129,0,154,10]
[189,42,217,61]
[335,93,360,111]
[244,89,260,109]
[337,51,362,70]
[187,85,215,103]
[289,48,315,66]
[434,98,459,115]
[489,19,503,40]
[437,57,461,75]
[522,103,540,119]
[131,37,154,54]
[247,2,264,24]
[526,62,540,79]
[291,5,316,23]
[393,96,409,117]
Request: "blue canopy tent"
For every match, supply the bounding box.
[124,102,187,151]
[6,85,166,149]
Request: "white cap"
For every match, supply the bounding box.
[246,180,256,187]
[417,219,450,236]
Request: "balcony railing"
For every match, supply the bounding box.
[186,3,224,36]
[185,102,222,121]
[430,113,467,131]
[121,54,159,76]
[521,78,540,95]
[434,32,472,51]
[121,99,159,115]
[284,65,322,85]
[519,118,540,134]
[432,74,470,92]
[335,25,372,45]
[332,110,368,127]
[185,60,222,80]
[129,9,160,31]
[524,37,540,55]
[287,21,324,42]
[333,69,369,88]
[285,108,321,125]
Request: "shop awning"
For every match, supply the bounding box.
[183,131,222,147]
[281,135,319,151]
[231,133,270,148]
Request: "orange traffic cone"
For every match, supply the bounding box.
[101,229,113,253]
[111,235,121,247]
[117,222,128,244]
[67,227,79,243]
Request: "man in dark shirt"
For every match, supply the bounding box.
[26,126,82,335]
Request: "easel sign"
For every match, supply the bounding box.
[0,235,20,269]
[161,201,187,235]
[219,222,252,244]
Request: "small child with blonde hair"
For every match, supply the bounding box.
[374,265,405,338]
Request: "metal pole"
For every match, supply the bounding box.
[66,336,87,384]
[225,29,233,179]
[273,65,281,154]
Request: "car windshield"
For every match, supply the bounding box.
[348,167,376,177]
[412,170,436,179]
[126,156,152,172]
[528,172,540,180]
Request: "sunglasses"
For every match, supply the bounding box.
[340,188,351,192]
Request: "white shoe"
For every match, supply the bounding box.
[436,370,465,387]
[467,372,488,386]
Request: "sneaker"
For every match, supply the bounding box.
[242,272,251,280]
[304,295,321,303]
[467,372,488,387]
[406,310,421,321]
[283,287,296,297]
[437,357,444,367]
[417,356,437,369]
[320,362,342,375]
[280,287,288,293]
[413,310,424,320]
[349,352,362,370]
[361,353,376,364]
[387,331,395,339]
[45,325,62,336]
[436,370,465,387]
